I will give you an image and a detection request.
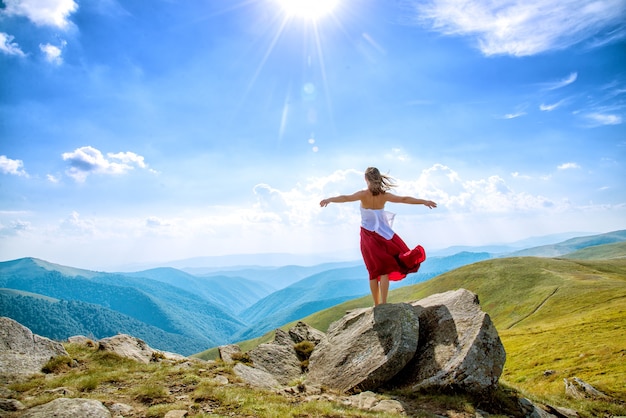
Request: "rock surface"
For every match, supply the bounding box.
[217,344,242,363]
[20,397,111,418]
[98,334,185,363]
[232,362,281,389]
[307,303,420,392]
[247,342,302,385]
[399,289,506,394]
[0,316,69,381]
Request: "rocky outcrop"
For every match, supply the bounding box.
[0,316,69,381]
[233,321,323,388]
[218,344,242,363]
[20,397,111,418]
[400,288,506,394]
[98,334,186,363]
[307,303,420,392]
[306,289,505,395]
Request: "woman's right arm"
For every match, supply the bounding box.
[385,193,437,208]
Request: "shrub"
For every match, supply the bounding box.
[42,356,73,374]
[230,352,252,364]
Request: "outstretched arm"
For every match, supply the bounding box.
[320,190,364,207]
[385,193,437,209]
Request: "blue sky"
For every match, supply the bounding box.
[1,0,625,270]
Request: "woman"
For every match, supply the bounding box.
[320,167,437,306]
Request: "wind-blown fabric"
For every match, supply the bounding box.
[359,207,426,281]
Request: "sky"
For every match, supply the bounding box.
[1,0,625,271]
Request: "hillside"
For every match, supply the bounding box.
[0,291,208,354]
[0,258,247,355]
[505,229,626,257]
[123,268,275,314]
[268,255,626,404]
[560,241,626,260]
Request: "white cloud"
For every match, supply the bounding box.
[62,146,154,182]
[0,155,28,176]
[540,100,565,111]
[0,32,25,56]
[59,211,95,235]
[503,111,526,119]
[39,42,64,65]
[146,216,170,228]
[2,0,78,29]
[0,220,31,236]
[583,112,623,126]
[410,0,626,56]
[544,72,578,90]
[557,162,581,170]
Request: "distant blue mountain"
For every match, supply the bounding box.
[122,268,275,314]
[2,230,624,355]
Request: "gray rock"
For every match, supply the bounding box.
[164,410,188,418]
[108,402,133,417]
[273,329,293,346]
[564,377,611,400]
[519,397,559,418]
[233,363,281,389]
[0,398,26,412]
[307,303,420,392]
[217,344,242,363]
[247,342,302,385]
[67,335,94,345]
[98,334,154,363]
[398,289,506,394]
[288,321,325,345]
[21,398,111,418]
[98,334,184,363]
[343,391,405,414]
[0,316,69,381]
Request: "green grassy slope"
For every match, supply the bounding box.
[560,241,626,260]
[209,254,625,409]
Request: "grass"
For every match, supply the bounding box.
[8,246,626,417]
[193,255,626,416]
[5,343,423,417]
[283,256,626,417]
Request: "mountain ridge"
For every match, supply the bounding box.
[1,229,624,357]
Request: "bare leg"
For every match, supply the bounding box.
[369,279,380,306]
[379,274,389,304]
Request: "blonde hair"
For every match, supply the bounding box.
[365,167,396,196]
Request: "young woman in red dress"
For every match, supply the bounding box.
[320,167,437,306]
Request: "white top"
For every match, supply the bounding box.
[360,207,395,240]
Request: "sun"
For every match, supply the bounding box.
[275,0,339,20]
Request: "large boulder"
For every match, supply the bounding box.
[398,289,506,394]
[0,317,69,381]
[247,342,302,385]
[307,303,420,392]
[20,398,111,418]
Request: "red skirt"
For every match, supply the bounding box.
[360,227,426,281]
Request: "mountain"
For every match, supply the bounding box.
[504,229,626,258]
[0,289,208,355]
[191,261,362,289]
[234,266,370,340]
[233,248,626,403]
[122,268,275,314]
[560,241,626,260]
[0,258,247,355]
[3,230,625,359]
